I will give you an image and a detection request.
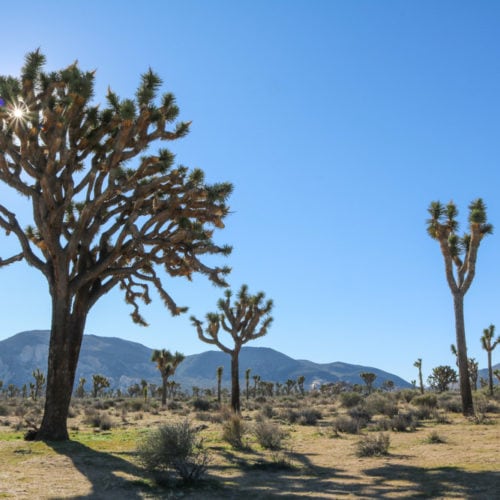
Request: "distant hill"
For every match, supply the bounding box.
[0,330,420,392]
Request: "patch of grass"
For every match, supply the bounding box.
[425,430,446,444]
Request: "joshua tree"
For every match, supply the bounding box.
[427,365,458,393]
[426,199,492,416]
[413,358,424,394]
[216,366,223,404]
[191,284,273,412]
[253,375,261,396]
[32,368,46,400]
[75,377,86,398]
[151,349,185,406]
[360,372,376,394]
[92,374,110,398]
[245,368,251,401]
[297,375,306,395]
[0,51,231,440]
[481,324,500,395]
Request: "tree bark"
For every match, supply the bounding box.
[161,376,167,406]
[36,295,86,441]
[230,350,241,413]
[487,350,493,396]
[453,293,474,416]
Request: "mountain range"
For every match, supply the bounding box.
[2,330,496,392]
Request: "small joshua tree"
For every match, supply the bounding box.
[360,372,376,394]
[427,365,457,393]
[414,358,424,394]
[92,374,110,398]
[481,324,500,395]
[191,284,273,413]
[427,199,492,416]
[151,349,185,406]
[245,368,251,401]
[75,377,86,398]
[32,368,46,401]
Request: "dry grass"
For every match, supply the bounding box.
[0,395,499,499]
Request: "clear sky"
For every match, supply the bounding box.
[1,1,500,383]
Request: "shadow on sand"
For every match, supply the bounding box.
[46,440,150,499]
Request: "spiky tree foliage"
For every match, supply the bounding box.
[91,374,110,398]
[216,366,223,404]
[413,358,424,394]
[426,199,492,416]
[481,324,500,395]
[360,372,376,394]
[427,365,457,393]
[151,349,185,406]
[75,377,86,398]
[191,284,273,413]
[0,51,231,440]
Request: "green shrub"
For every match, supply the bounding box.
[365,393,398,417]
[83,409,112,430]
[333,415,365,434]
[356,433,390,457]
[0,404,10,416]
[340,392,363,408]
[192,398,211,412]
[412,393,438,409]
[390,411,416,432]
[136,420,209,484]
[437,393,461,413]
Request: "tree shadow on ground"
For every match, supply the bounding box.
[363,463,500,498]
[210,446,365,499]
[46,440,152,499]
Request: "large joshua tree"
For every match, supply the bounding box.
[151,349,185,406]
[190,285,273,413]
[0,51,232,440]
[481,324,500,395]
[426,199,492,416]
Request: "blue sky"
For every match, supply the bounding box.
[1,1,500,383]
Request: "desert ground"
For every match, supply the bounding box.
[0,390,499,499]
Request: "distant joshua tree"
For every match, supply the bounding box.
[427,199,492,416]
[32,368,46,401]
[481,324,500,395]
[75,377,86,398]
[191,284,273,413]
[427,365,457,393]
[360,372,376,394]
[92,374,110,398]
[151,349,185,406]
[451,344,479,391]
[413,358,424,394]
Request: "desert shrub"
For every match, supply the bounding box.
[437,393,461,413]
[369,417,391,431]
[333,415,365,434]
[433,410,451,424]
[356,433,390,457]
[222,413,245,449]
[0,404,10,416]
[127,400,144,412]
[258,404,275,420]
[192,398,211,412]
[137,420,209,484]
[390,411,416,432]
[84,409,113,430]
[365,393,398,417]
[340,392,363,408]
[426,430,446,444]
[253,419,285,450]
[412,393,438,409]
[297,408,322,426]
[347,406,372,425]
[412,404,434,421]
[398,389,418,403]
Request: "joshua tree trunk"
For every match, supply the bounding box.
[487,350,494,396]
[37,294,86,441]
[230,350,241,413]
[453,293,474,416]
[161,376,168,406]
